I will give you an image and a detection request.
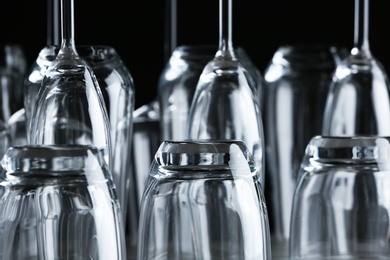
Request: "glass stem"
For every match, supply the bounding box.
[47,0,60,46]
[59,0,78,57]
[216,0,235,59]
[164,0,177,64]
[352,0,371,57]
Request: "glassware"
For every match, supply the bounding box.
[7,108,25,146]
[24,0,60,127]
[0,144,126,260]
[127,100,160,260]
[187,0,265,187]
[4,44,27,111]
[262,44,348,258]
[0,120,10,157]
[137,140,272,260]
[158,45,215,141]
[22,1,135,234]
[28,0,111,169]
[322,0,390,136]
[290,135,390,259]
[158,45,263,141]
[0,44,27,123]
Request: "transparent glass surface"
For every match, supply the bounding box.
[23,45,57,128]
[290,136,390,260]
[7,108,26,147]
[127,100,160,260]
[0,120,10,158]
[187,0,265,189]
[137,140,271,260]
[0,145,126,260]
[0,44,28,124]
[263,44,348,258]
[25,45,136,258]
[23,44,135,221]
[322,0,390,136]
[158,44,263,141]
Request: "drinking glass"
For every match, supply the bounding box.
[159,0,264,143]
[187,0,265,187]
[322,0,390,136]
[23,12,135,223]
[290,135,390,260]
[137,140,272,260]
[28,0,111,171]
[159,45,264,141]
[0,120,10,157]
[262,44,348,258]
[0,44,27,123]
[0,144,126,260]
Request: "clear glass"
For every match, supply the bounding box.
[23,45,57,129]
[0,44,27,123]
[322,0,390,136]
[3,44,27,112]
[290,135,390,260]
[158,44,264,141]
[23,45,135,223]
[263,44,348,258]
[187,0,265,188]
[0,120,10,158]
[137,140,271,260]
[7,108,25,146]
[0,145,126,260]
[23,26,136,260]
[28,0,111,170]
[127,100,160,260]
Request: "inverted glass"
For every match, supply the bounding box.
[137,140,271,260]
[290,135,390,260]
[158,44,264,141]
[263,43,348,258]
[0,145,126,260]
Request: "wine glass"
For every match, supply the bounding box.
[28,0,111,167]
[22,3,135,247]
[23,0,60,129]
[290,135,390,259]
[137,140,272,260]
[187,0,265,187]
[322,0,390,136]
[159,0,265,142]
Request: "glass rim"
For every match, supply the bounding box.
[305,135,390,161]
[152,139,258,176]
[1,144,106,176]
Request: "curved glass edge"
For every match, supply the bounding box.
[151,140,257,177]
[1,144,107,178]
[305,135,390,162]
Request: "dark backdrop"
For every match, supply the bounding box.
[1,0,390,110]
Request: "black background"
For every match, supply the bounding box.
[1,0,390,110]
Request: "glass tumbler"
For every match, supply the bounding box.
[263,44,348,257]
[0,144,126,260]
[290,135,390,260]
[137,140,272,260]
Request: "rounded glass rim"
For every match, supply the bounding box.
[1,144,105,176]
[153,139,257,175]
[305,135,390,161]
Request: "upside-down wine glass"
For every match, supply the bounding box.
[28,0,111,167]
[187,0,265,187]
[322,0,390,136]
